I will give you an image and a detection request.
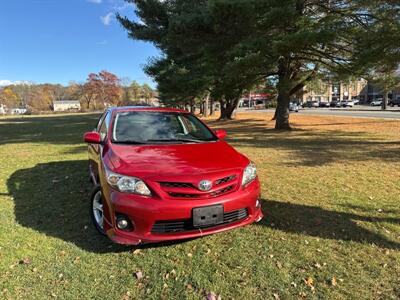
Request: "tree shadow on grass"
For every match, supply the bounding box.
[0,114,101,145]
[7,160,193,253]
[7,160,131,253]
[259,199,400,250]
[207,118,400,166]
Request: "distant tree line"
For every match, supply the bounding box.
[0,70,157,112]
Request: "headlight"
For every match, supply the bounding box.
[242,162,257,186]
[105,168,151,196]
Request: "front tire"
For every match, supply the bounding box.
[90,185,106,235]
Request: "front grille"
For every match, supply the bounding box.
[215,175,236,185]
[167,184,235,199]
[167,192,200,198]
[159,174,238,199]
[160,182,195,189]
[210,185,234,196]
[151,208,248,233]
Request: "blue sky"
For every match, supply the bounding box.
[0,0,159,87]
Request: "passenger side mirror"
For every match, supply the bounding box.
[215,129,227,140]
[84,131,101,144]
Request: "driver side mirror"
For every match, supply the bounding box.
[215,129,227,140]
[84,131,101,144]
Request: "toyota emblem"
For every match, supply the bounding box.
[198,180,212,191]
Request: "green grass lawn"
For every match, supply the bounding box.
[0,112,399,299]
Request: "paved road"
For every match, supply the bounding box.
[238,107,400,120]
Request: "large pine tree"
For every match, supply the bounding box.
[118,0,400,128]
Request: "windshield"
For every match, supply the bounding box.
[112,111,217,144]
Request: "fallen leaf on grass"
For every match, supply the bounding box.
[19,258,31,265]
[133,249,141,255]
[134,271,143,280]
[273,293,280,299]
[187,253,193,258]
[121,294,130,300]
[206,291,221,300]
[331,277,337,286]
[304,277,316,291]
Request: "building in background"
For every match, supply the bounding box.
[53,100,81,112]
[298,78,400,104]
[239,93,272,109]
[299,78,369,104]
[0,104,6,114]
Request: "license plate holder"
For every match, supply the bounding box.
[192,204,223,227]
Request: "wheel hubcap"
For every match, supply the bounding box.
[92,191,104,229]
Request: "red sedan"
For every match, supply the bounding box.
[84,106,263,245]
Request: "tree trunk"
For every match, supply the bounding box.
[271,109,277,120]
[382,91,388,110]
[231,97,241,119]
[200,101,204,115]
[204,93,210,117]
[275,92,291,130]
[210,98,214,115]
[219,98,239,120]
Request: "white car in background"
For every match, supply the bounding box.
[289,102,299,112]
[370,99,383,106]
[342,100,354,107]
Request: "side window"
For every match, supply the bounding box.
[99,112,111,140]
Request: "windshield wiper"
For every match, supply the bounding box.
[113,140,148,144]
[146,138,204,143]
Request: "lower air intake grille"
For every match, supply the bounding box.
[151,208,248,234]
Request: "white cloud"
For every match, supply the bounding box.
[98,40,108,45]
[114,2,134,11]
[100,12,113,25]
[0,80,32,87]
[87,0,102,4]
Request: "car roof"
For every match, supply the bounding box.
[107,106,189,114]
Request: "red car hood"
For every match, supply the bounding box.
[106,141,249,178]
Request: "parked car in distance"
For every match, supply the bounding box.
[342,100,354,107]
[353,99,360,105]
[330,100,340,107]
[83,107,263,245]
[303,100,319,108]
[318,101,330,108]
[370,99,383,106]
[389,98,400,107]
[289,102,299,112]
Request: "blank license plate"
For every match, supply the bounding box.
[192,205,223,227]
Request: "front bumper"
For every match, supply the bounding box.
[102,180,262,245]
